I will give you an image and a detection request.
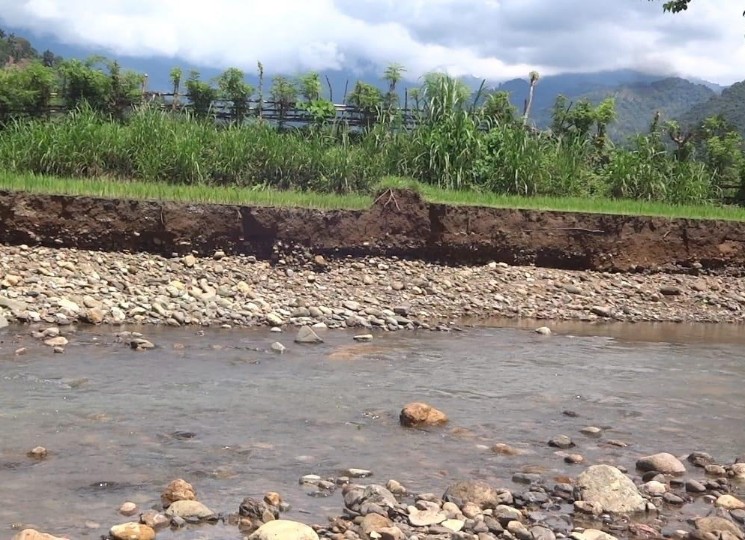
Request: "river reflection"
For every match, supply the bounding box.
[0,322,744,538]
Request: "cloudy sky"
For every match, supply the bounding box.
[1,0,743,84]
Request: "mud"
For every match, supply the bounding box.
[1,188,744,273]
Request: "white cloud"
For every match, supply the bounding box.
[0,0,743,84]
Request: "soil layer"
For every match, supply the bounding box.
[2,188,745,273]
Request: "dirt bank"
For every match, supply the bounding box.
[1,188,744,273]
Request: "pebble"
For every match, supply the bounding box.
[26,446,48,459]
[119,501,137,516]
[548,435,575,449]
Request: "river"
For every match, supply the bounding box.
[1,322,744,538]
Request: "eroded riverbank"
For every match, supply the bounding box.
[2,188,745,273]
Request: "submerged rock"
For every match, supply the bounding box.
[399,402,448,427]
[12,530,69,540]
[576,464,646,513]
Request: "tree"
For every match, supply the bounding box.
[383,63,405,108]
[169,67,182,110]
[651,0,692,12]
[297,72,322,102]
[58,58,111,111]
[270,75,297,127]
[0,61,55,120]
[348,81,383,127]
[650,0,745,16]
[217,67,253,122]
[185,70,217,118]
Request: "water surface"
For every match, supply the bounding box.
[1,323,744,538]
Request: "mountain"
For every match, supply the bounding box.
[678,81,745,137]
[560,77,714,141]
[0,24,734,140]
[496,72,717,141]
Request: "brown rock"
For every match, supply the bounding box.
[716,495,745,510]
[695,517,743,539]
[492,443,523,456]
[361,513,393,537]
[81,307,105,324]
[264,491,282,506]
[27,446,48,459]
[109,522,155,540]
[443,479,500,509]
[161,478,196,507]
[399,402,448,427]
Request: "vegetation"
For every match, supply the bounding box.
[680,82,745,138]
[1,28,745,216]
[3,171,745,221]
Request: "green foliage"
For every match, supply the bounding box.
[185,70,217,118]
[58,58,111,111]
[217,67,253,122]
[481,91,518,126]
[0,61,55,120]
[270,75,298,126]
[297,72,322,102]
[0,32,39,66]
[297,99,336,129]
[347,81,383,127]
[680,81,745,138]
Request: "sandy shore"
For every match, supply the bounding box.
[1,244,744,332]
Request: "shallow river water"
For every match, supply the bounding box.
[1,322,744,538]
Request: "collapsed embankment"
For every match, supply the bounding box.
[1,188,744,273]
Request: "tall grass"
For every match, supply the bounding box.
[0,105,388,192]
[0,99,736,209]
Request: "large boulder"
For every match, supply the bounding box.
[161,478,196,507]
[576,465,646,514]
[399,402,448,427]
[248,519,319,540]
[443,479,501,509]
[636,453,686,475]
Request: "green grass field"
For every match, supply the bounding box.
[3,171,745,221]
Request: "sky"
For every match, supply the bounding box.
[0,0,744,85]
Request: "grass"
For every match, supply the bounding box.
[2,170,745,221]
[0,171,372,210]
[378,177,745,221]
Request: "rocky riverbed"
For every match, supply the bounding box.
[14,412,745,540]
[1,245,745,336]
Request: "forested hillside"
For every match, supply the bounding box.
[679,82,745,137]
